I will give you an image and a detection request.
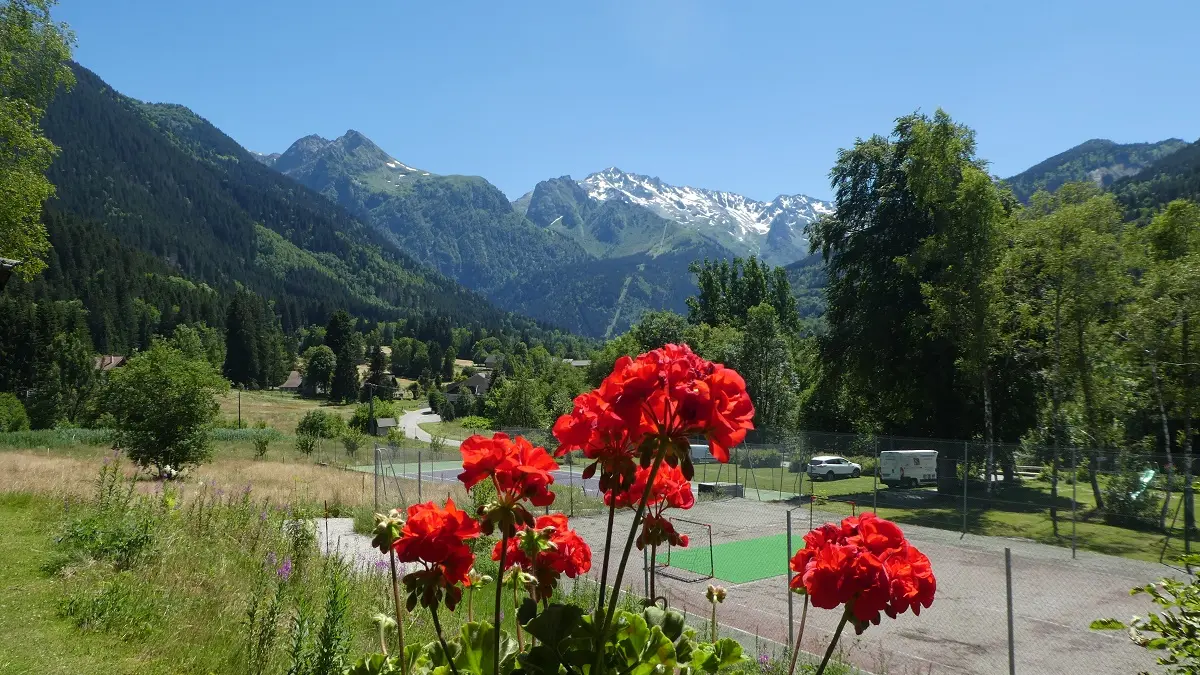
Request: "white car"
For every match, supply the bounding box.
[808,455,862,481]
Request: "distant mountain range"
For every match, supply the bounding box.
[255,129,829,336]
[518,168,832,266]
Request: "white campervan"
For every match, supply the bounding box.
[880,450,938,488]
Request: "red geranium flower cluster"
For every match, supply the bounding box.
[788,513,935,634]
[459,432,558,534]
[493,513,593,602]
[604,463,695,550]
[392,498,481,610]
[553,343,754,485]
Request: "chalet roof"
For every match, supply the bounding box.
[279,370,302,389]
[94,355,127,371]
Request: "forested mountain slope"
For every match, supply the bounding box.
[1111,137,1200,219]
[1003,138,1186,204]
[10,63,572,352]
[270,132,588,293]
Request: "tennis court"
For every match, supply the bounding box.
[658,532,793,583]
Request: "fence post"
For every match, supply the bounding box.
[643,546,649,599]
[872,438,879,514]
[1071,446,1078,560]
[417,450,423,502]
[373,444,379,513]
[1005,548,1015,675]
[786,510,794,653]
[962,442,969,539]
[569,461,575,517]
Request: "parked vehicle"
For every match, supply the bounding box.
[879,450,939,488]
[808,455,862,481]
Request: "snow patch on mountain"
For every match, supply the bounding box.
[579,167,831,263]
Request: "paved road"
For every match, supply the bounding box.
[398,407,462,446]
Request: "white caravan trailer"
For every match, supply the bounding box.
[879,450,939,488]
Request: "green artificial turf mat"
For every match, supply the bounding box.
[657,532,797,584]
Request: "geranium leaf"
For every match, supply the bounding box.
[455,621,518,675]
[517,596,539,627]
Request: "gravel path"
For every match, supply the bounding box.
[315,517,388,573]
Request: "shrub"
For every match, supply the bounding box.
[385,427,406,446]
[348,398,397,432]
[295,434,317,456]
[341,429,367,460]
[104,343,228,471]
[738,449,782,469]
[0,393,31,432]
[252,430,272,459]
[297,409,347,439]
[427,388,447,415]
[439,399,457,421]
[458,416,493,431]
[1103,459,1161,529]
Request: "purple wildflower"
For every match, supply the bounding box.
[259,510,269,522]
[375,559,389,572]
[277,557,293,581]
[266,551,277,568]
[758,653,770,671]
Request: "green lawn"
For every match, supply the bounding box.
[418,420,490,441]
[0,494,168,675]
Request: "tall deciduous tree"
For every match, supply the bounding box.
[1126,200,1200,531]
[302,345,336,397]
[1002,186,1127,513]
[901,111,1009,486]
[734,303,795,429]
[0,0,74,278]
[806,110,980,439]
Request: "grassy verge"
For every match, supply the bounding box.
[418,420,489,441]
[0,493,167,675]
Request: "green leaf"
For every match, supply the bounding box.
[344,653,402,675]
[524,604,585,646]
[1090,619,1126,630]
[642,607,686,642]
[455,621,518,675]
[517,596,540,627]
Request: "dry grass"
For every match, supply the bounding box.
[217,389,354,432]
[0,450,464,514]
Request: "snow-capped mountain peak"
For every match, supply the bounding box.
[578,167,830,264]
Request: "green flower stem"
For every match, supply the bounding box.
[787,594,809,675]
[596,498,617,619]
[598,444,670,671]
[493,530,509,675]
[467,587,475,623]
[815,607,850,675]
[389,550,408,675]
[512,577,525,650]
[710,601,717,642]
[430,605,461,675]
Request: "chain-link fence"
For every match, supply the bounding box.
[371,440,608,518]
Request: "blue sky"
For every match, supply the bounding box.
[58,0,1199,201]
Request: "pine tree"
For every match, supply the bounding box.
[326,310,359,403]
[224,289,260,387]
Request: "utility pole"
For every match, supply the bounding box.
[365,382,377,436]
